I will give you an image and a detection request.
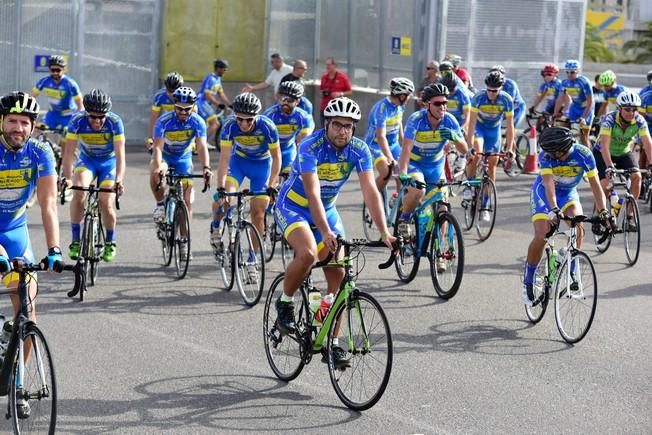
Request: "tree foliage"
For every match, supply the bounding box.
[623,20,652,64]
[584,23,615,62]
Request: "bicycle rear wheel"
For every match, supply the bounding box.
[89,215,104,286]
[361,201,381,242]
[172,201,191,279]
[327,290,392,411]
[554,251,597,344]
[219,222,235,290]
[525,248,550,324]
[623,196,640,266]
[514,133,530,171]
[475,178,497,241]
[234,221,265,306]
[592,204,612,253]
[430,212,464,299]
[393,208,420,283]
[263,273,309,381]
[462,195,476,231]
[280,237,294,271]
[9,324,57,434]
[263,205,277,263]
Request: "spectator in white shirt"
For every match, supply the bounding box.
[242,53,293,94]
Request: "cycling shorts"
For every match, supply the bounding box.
[74,153,116,188]
[530,182,581,222]
[407,162,448,199]
[41,111,72,131]
[274,199,344,253]
[593,150,637,180]
[0,224,35,286]
[369,141,401,166]
[196,100,217,123]
[567,104,594,130]
[281,146,297,174]
[474,123,501,153]
[227,153,271,194]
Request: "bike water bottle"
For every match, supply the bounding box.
[308,288,322,325]
[610,191,621,217]
[166,200,175,223]
[550,249,559,275]
[316,293,334,323]
[417,207,432,248]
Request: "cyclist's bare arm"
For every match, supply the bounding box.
[216,144,232,188]
[217,90,230,107]
[599,134,613,167]
[114,137,126,191]
[504,114,515,152]
[530,93,545,110]
[465,111,478,149]
[269,146,281,188]
[195,136,211,171]
[588,173,607,211]
[399,137,414,174]
[147,109,160,139]
[542,173,559,212]
[581,94,593,121]
[61,137,78,180]
[74,96,84,112]
[151,138,165,173]
[461,106,471,132]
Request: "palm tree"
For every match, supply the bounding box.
[584,23,615,62]
[623,21,652,64]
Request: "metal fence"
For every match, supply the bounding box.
[0,0,160,142]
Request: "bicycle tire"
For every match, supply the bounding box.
[263,273,308,381]
[327,290,392,411]
[9,324,57,434]
[475,178,497,241]
[463,194,476,231]
[280,237,294,271]
[592,203,612,253]
[173,201,191,279]
[514,133,530,171]
[263,206,277,263]
[162,198,174,267]
[393,207,420,283]
[234,221,265,306]
[623,196,641,266]
[219,222,235,290]
[554,250,597,344]
[361,201,381,242]
[89,214,104,286]
[525,248,550,324]
[430,212,464,299]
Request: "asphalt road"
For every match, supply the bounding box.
[3,148,650,434]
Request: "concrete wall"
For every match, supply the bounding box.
[584,62,650,90]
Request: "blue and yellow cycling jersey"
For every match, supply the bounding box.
[534,144,597,192]
[67,112,125,158]
[446,87,471,126]
[262,104,314,152]
[279,129,373,209]
[298,96,313,115]
[151,88,175,113]
[32,75,81,114]
[0,138,56,231]
[641,85,652,125]
[595,111,649,156]
[154,111,207,157]
[470,90,514,127]
[537,78,564,112]
[602,84,626,107]
[404,110,462,167]
[502,78,525,109]
[561,75,593,108]
[220,115,279,160]
[197,73,223,103]
[364,97,404,148]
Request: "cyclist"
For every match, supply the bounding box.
[211,92,280,255]
[273,97,394,367]
[439,61,471,97]
[594,91,652,231]
[491,65,526,128]
[262,81,314,177]
[522,127,609,306]
[592,74,606,119]
[640,70,652,168]
[553,60,594,148]
[197,59,231,148]
[279,60,314,115]
[440,74,471,132]
[464,71,515,222]
[397,83,468,271]
[364,77,414,192]
[146,71,184,152]
[528,64,563,130]
[150,86,212,258]
[62,89,126,262]
[596,70,626,119]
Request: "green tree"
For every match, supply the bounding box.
[584,23,615,62]
[623,20,652,63]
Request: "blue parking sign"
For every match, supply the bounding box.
[391,36,401,55]
[34,55,50,73]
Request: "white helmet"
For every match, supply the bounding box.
[389,77,415,96]
[324,97,361,121]
[616,90,641,108]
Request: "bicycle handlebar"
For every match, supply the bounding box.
[59,183,121,210]
[9,258,77,274]
[545,214,606,239]
[310,236,403,270]
[157,171,210,193]
[215,188,272,199]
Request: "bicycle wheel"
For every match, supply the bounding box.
[430,212,464,299]
[623,196,640,266]
[463,195,476,231]
[525,248,550,324]
[554,251,597,344]
[475,178,497,241]
[172,201,191,279]
[9,324,57,434]
[393,209,420,283]
[219,222,235,290]
[327,290,392,411]
[234,221,265,306]
[280,237,294,271]
[89,215,103,286]
[263,205,277,263]
[592,203,612,253]
[361,201,381,242]
[263,273,309,381]
[161,199,174,266]
[514,133,530,170]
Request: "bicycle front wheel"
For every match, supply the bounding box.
[219,222,235,290]
[525,248,550,324]
[172,201,191,279]
[89,215,104,286]
[10,324,57,434]
[234,221,265,306]
[554,251,597,344]
[161,199,174,266]
[327,290,393,411]
[476,178,497,241]
[263,273,309,381]
[430,212,464,299]
[462,194,476,231]
[393,209,420,283]
[361,201,381,242]
[623,196,640,266]
[592,204,612,253]
[263,205,277,263]
[280,238,294,271]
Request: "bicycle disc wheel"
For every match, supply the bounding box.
[263,205,277,263]
[393,210,420,283]
[173,201,191,279]
[475,178,497,241]
[623,197,641,266]
[430,212,464,299]
[219,222,235,290]
[327,291,393,411]
[263,273,308,381]
[554,251,597,344]
[234,221,265,306]
[361,201,381,242]
[10,324,57,434]
[592,204,612,253]
[525,248,550,324]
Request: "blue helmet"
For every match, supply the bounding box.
[564,59,580,71]
[172,86,196,104]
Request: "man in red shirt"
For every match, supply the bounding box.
[319,57,352,125]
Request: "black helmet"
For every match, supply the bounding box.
[647,70,652,83]
[214,58,229,69]
[0,91,40,119]
[539,127,574,153]
[439,74,457,92]
[278,81,304,98]
[164,71,184,90]
[484,71,505,88]
[232,92,262,115]
[83,89,112,113]
[422,83,449,101]
[48,55,66,68]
